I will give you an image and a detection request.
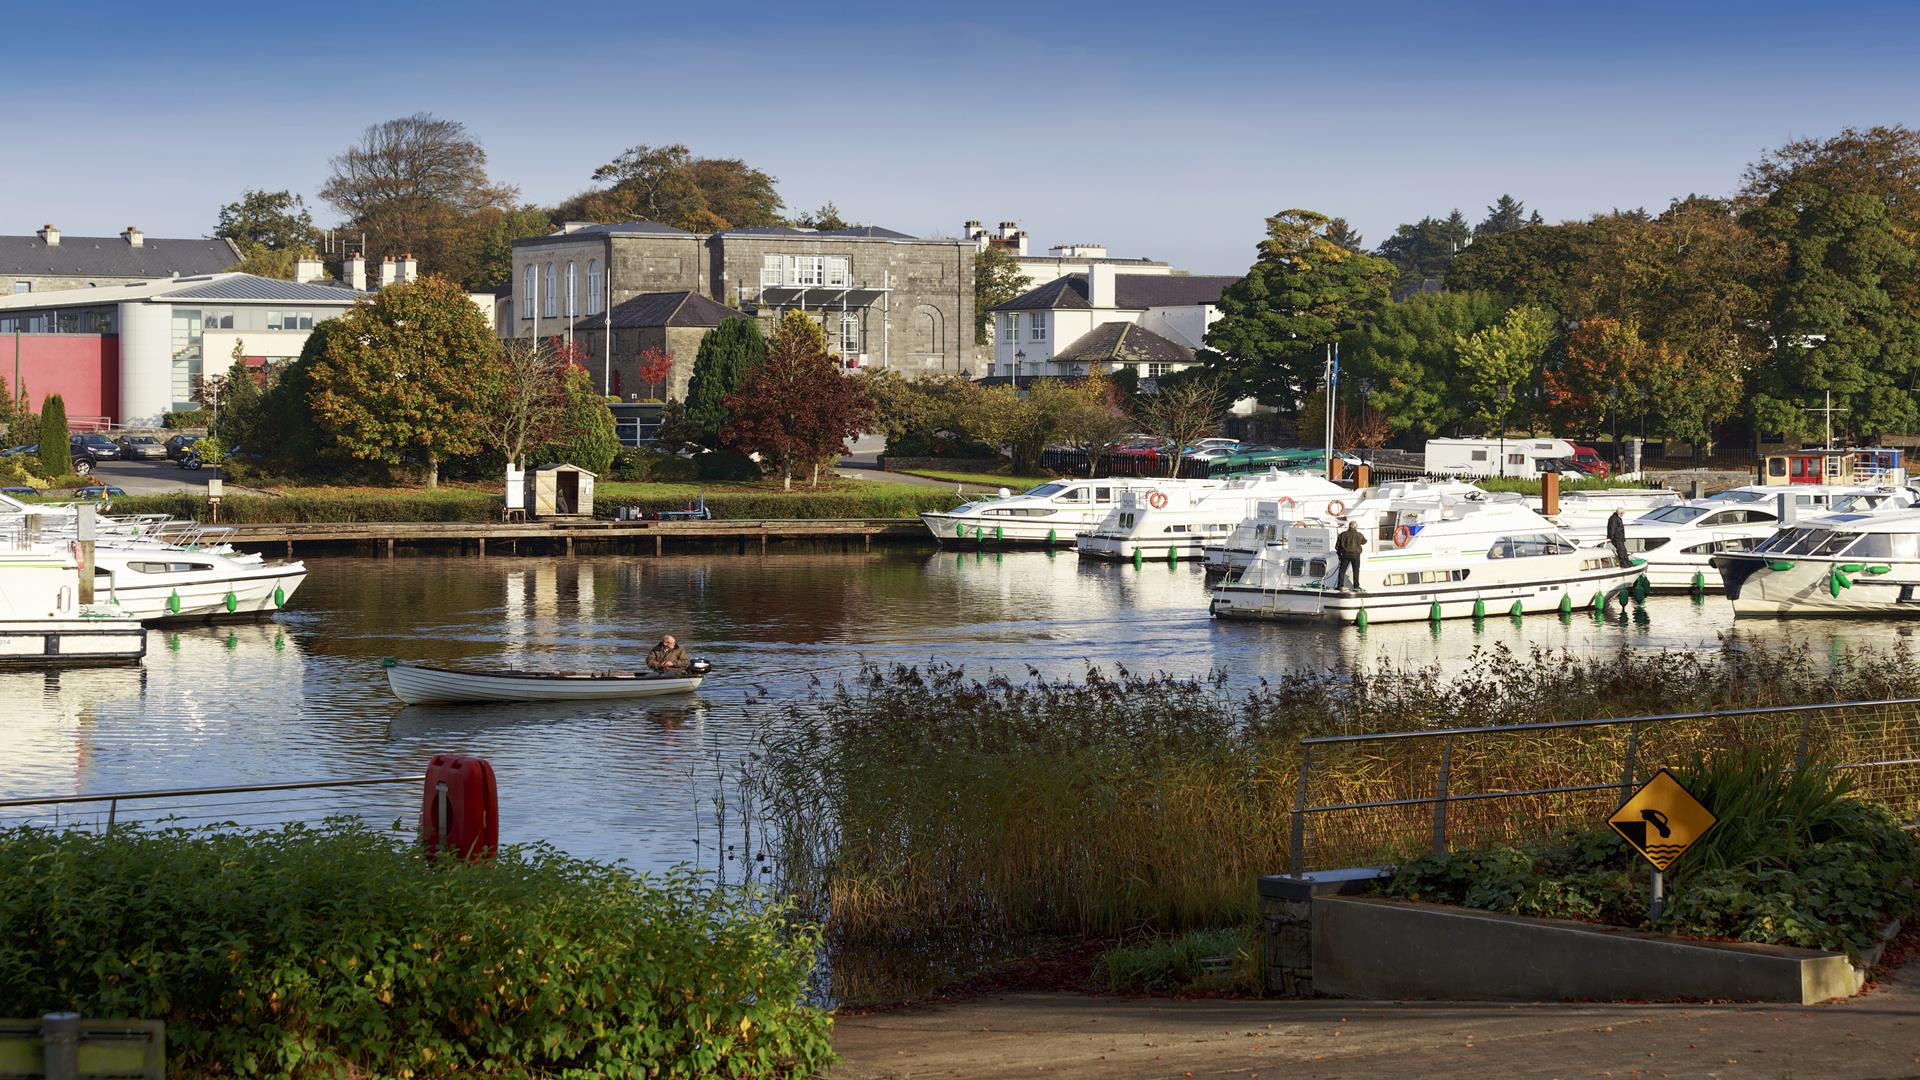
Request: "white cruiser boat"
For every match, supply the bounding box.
[1716,510,1920,616]
[1550,487,1682,540]
[0,544,146,667]
[1205,481,1490,574]
[1077,472,1350,561]
[91,546,307,623]
[1210,484,1639,624]
[921,477,1220,546]
[1615,488,1916,593]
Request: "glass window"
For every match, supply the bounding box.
[1030,314,1047,341]
[1025,482,1067,497]
[1785,530,1831,555]
[1470,450,1488,461]
[792,256,823,286]
[1006,313,1020,340]
[1095,487,1112,502]
[1813,532,1859,556]
[825,256,850,287]
[1767,456,1787,477]
[544,263,558,317]
[523,264,536,319]
[762,255,784,288]
[839,312,861,355]
[587,260,602,314]
[11,281,28,294]
[266,311,281,330]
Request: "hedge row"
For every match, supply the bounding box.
[109,485,965,524]
[0,823,834,1078]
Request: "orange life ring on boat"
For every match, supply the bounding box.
[1394,525,1413,548]
[1147,491,1169,510]
[1328,499,1346,517]
[1277,496,1296,510]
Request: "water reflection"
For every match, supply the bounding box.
[0,550,1913,869]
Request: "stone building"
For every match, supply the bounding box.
[508,220,976,396]
[569,290,736,401]
[0,225,240,294]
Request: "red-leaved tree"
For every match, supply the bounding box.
[721,311,872,489]
[637,347,674,401]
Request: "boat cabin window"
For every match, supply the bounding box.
[1054,487,1089,502]
[1287,557,1305,575]
[1383,569,1469,585]
[1094,487,1113,502]
[126,561,214,574]
[1683,538,1761,555]
[1487,533,1567,559]
[1846,533,1919,560]
[1308,557,1328,578]
[984,507,1056,518]
[1581,555,1619,570]
[1812,531,1861,556]
[1754,527,1808,553]
[1024,482,1069,498]
[1119,512,1136,529]
[1776,529,1837,555]
[1625,537,1671,553]
[1642,505,1709,524]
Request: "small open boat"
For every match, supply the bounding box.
[383,657,710,705]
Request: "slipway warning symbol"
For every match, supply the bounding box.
[1608,769,1717,872]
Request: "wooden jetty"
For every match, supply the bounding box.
[165,517,929,558]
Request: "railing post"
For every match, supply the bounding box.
[1619,721,1639,802]
[1289,745,1312,875]
[1432,736,1453,855]
[106,797,118,834]
[41,1012,80,1080]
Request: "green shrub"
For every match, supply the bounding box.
[534,369,620,476]
[0,822,834,1078]
[596,486,964,520]
[1099,929,1260,995]
[37,394,70,477]
[697,450,763,482]
[611,447,699,483]
[162,409,210,429]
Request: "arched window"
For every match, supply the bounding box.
[522,264,536,320]
[543,263,558,318]
[566,261,577,317]
[586,260,602,315]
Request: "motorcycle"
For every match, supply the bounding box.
[179,451,203,471]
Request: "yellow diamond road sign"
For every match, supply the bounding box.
[1608,769,1718,872]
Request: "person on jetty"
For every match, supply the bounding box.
[1336,520,1367,591]
[646,635,689,675]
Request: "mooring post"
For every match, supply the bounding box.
[286,540,294,558]
[386,537,395,558]
[760,531,768,554]
[41,1012,79,1080]
[477,537,487,557]
[654,533,663,556]
[565,536,573,556]
[1289,745,1313,874]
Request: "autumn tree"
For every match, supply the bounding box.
[1455,305,1556,433]
[306,275,500,488]
[559,144,783,232]
[534,343,620,476]
[215,189,318,279]
[852,367,930,441]
[1323,218,1366,252]
[975,245,1025,345]
[721,311,873,489]
[1056,376,1134,475]
[320,114,517,278]
[488,337,575,467]
[1205,209,1394,413]
[636,346,674,401]
[1136,372,1227,476]
[684,317,767,443]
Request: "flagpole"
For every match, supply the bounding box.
[604,274,612,398]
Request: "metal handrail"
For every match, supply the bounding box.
[1296,696,1920,746]
[0,775,424,810]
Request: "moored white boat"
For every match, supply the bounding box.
[0,544,145,668]
[1210,484,1639,624]
[921,477,1219,546]
[1716,510,1920,616]
[91,547,307,623]
[384,658,711,705]
[1550,487,1683,540]
[1078,471,1350,561]
[1604,487,1914,594]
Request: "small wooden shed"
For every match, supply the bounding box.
[526,464,596,518]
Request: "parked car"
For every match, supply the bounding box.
[71,485,126,499]
[1181,438,1246,461]
[116,434,168,460]
[0,486,35,496]
[165,433,204,460]
[72,450,97,476]
[1571,444,1612,478]
[71,433,121,460]
[0,443,37,459]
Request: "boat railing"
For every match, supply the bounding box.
[1285,696,1920,874]
[0,774,427,836]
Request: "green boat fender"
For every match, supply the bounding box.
[1692,570,1707,595]
[1167,544,1178,565]
[167,589,181,614]
[1046,528,1057,545]
[1355,607,1370,630]
[1510,598,1525,619]
[1633,574,1650,603]
[1830,566,1852,597]
[273,585,286,608]
[1429,600,1443,623]
[1839,563,1866,574]
[994,525,1004,541]
[1558,593,1572,616]
[1766,560,1795,572]
[381,656,398,668]
[1591,590,1605,613]
[1472,597,1486,620]
[1133,548,1144,569]
[224,591,238,613]
[1864,565,1893,575]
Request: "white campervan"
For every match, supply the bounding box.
[1425,437,1577,479]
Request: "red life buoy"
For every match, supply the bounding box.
[1394,525,1412,548]
[1328,499,1346,517]
[1147,491,1169,510]
[1277,496,1296,509]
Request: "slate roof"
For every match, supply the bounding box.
[994,275,1092,311]
[525,220,695,241]
[1111,274,1239,308]
[819,225,917,239]
[0,233,240,279]
[1053,321,1195,368]
[574,290,739,330]
[0,272,364,311]
[158,276,362,302]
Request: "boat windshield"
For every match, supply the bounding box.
[1638,504,1710,524]
[1707,489,1771,504]
[1021,482,1069,498]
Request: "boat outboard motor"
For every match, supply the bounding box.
[687,658,713,676]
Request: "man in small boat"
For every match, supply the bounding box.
[1335,520,1367,591]
[1607,509,1630,566]
[646,635,689,675]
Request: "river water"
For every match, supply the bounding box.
[2,548,1911,872]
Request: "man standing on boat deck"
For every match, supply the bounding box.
[1335,520,1366,591]
[1607,509,1630,567]
[647,635,688,675]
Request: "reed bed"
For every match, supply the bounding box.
[740,638,1920,949]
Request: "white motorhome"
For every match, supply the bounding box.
[1425,437,1577,479]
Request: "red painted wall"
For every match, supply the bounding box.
[1,335,120,426]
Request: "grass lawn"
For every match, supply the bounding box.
[896,468,1059,490]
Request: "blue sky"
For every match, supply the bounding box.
[8,0,1918,275]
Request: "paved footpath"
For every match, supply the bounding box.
[830,959,1920,1079]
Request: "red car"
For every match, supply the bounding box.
[1571,445,1611,478]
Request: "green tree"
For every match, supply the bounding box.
[262,322,341,467]
[215,189,318,279]
[684,317,767,444]
[975,245,1025,345]
[1447,213,1644,316]
[1343,291,1510,437]
[1474,195,1537,238]
[535,355,619,476]
[1455,305,1555,433]
[790,202,850,230]
[1323,217,1366,252]
[216,340,265,448]
[1376,210,1472,291]
[37,395,69,477]
[721,311,872,488]
[1204,209,1394,413]
[560,144,783,231]
[306,276,500,488]
[852,367,929,440]
[454,205,555,291]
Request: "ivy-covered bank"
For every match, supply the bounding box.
[0,823,835,1078]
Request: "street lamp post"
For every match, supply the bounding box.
[1013,349,1025,390]
[1497,385,1511,478]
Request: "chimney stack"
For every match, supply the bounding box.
[398,253,418,284]
[1088,262,1118,308]
[37,224,59,246]
[122,226,143,248]
[293,254,324,284]
[379,256,398,289]
[344,253,366,292]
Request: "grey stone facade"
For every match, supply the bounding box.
[509,222,977,387]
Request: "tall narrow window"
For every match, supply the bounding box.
[544,263,558,318]
[523,264,536,320]
[566,261,578,317]
[792,255,823,286]
[762,255,784,289]
[1030,313,1046,341]
[824,256,850,287]
[586,260,602,315]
